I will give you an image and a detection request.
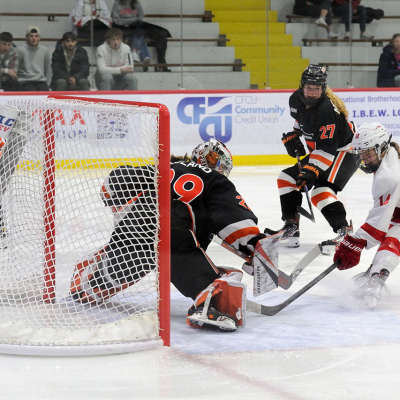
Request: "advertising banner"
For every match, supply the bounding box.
[0,88,398,163]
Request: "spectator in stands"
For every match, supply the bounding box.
[70,0,112,47]
[95,28,137,90]
[331,0,374,40]
[377,34,400,88]
[51,32,90,91]
[0,32,19,91]
[112,0,171,72]
[17,26,51,91]
[293,0,339,39]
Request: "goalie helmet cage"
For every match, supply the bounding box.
[0,95,170,356]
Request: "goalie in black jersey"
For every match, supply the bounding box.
[265,64,359,255]
[70,138,270,331]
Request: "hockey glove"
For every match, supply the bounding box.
[282,131,306,158]
[296,164,319,189]
[334,235,367,270]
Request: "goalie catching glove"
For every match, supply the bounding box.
[187,267,246,331]
[334,235,367,270]
[282,131,306,158]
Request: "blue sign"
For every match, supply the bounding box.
[177,97,232,142]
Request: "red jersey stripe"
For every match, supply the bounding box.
[360,222,387,242]
[378,237,400,256]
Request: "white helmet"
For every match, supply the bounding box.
[191,138,233,177]
[352,122,391,173]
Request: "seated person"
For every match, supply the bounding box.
[292,0,338,39]
[377,33,400,88]
[51,32,90,91]
[331,0,374,40]
[112,0,171,72]
[95,28,138,90]
[0,32,20,91]
[70,0,112,46]
[17,26,51,92]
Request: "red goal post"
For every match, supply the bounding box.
[0,95,170,355]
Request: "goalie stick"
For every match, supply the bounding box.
[295,150,315,223]
[246,261,338,316]
[211,235,322,290]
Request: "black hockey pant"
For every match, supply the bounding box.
[171,200,220,299]
[279,152,358,232]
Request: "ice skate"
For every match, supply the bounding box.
[352,268,390,310]
[321,222,353,255]
[264,219,299,248]
[187,306,238,331]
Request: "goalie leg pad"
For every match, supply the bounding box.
[187,270,246,331]
[70,246,130,304]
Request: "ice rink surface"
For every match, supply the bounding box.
[2,166,400,400]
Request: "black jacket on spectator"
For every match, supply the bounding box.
[377,44,400,88]
[51,40,90,90]
[293,0,325,18]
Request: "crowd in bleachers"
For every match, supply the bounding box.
[289,0,400,88]
[0,0,171,92]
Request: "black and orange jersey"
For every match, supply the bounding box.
[170,161,259,252]
[289,89,355,174]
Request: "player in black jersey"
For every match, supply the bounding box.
[70,139,268,331]
[265,64,359,255]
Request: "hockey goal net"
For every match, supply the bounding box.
[0,95,170,355]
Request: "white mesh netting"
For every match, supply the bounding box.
[0,97,165,355]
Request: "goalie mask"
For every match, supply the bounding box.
[191,138,233,177]
[352,122,391,174]
[300,64,327,107]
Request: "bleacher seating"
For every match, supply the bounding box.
[270,0,399,88]
[0,0,250,90]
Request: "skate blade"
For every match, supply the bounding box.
[280,237,300,248]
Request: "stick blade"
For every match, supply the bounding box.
[297,205,315,223]
[247,261,338,317]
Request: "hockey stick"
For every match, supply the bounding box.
[246,261,338,316]
[295,151,315,223]
[211,235,322,290]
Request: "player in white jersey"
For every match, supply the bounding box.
[334,122,400,309]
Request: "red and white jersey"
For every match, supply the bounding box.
[354,147,400,249]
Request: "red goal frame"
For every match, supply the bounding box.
[43,95,171,346]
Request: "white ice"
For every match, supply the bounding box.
[1,166,400,400]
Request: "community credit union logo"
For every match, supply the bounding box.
[177,96,232,142]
